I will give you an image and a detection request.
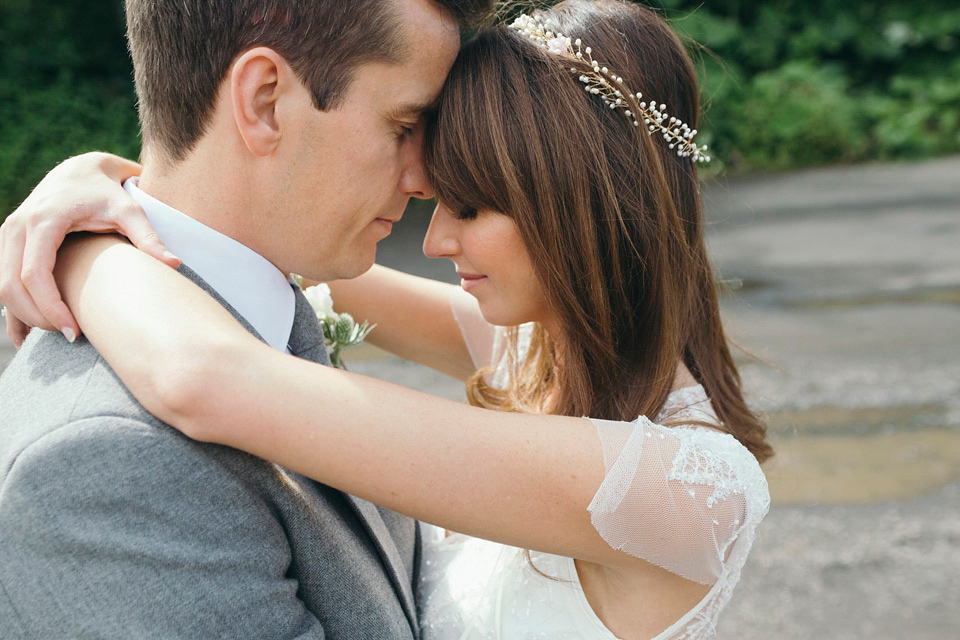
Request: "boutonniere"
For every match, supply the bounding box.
[292,275,375,369]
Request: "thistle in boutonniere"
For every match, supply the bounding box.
[292,275,375,369]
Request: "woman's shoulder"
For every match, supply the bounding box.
[586,385,769,585]
[592,385,770,513]
[655,384,717,424]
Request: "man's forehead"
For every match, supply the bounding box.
[377,54,455,119]
[394,0,463,36]
[367,0,460,115]
[393,0,462,69]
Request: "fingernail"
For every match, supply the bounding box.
[163,251,180,263]
[62,327,77,343]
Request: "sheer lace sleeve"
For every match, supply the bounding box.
[449,286,499,370]
[587,406,770,586]
[449,287,535,391]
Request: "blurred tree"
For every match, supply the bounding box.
[0,0,140,217]
[660,0,960,171]
[1,0,958,220]
[1,0,130,83]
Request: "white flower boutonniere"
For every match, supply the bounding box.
[293,275,375,369]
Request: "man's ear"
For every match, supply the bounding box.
[230,47,296,156]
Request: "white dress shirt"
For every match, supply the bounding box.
[123,178,296,352]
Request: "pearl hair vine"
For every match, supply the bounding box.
[509,13,710,163]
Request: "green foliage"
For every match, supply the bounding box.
[662,0,960,172]
[0,81,141,215]
[1,0,958,222]
[866,57,960,157]
[732,61,868,169]
[0,0,139,218]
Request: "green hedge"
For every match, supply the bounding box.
[0,81,141,214]
[0,0,140,216]
[2,0,959,220]
[663,0,960,173]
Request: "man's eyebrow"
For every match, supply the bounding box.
[388,98,441,120]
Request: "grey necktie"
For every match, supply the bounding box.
[286,285,331,366]
[284,283,419,631]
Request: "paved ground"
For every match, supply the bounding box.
[3,155,959,637]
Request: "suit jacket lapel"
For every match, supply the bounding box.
[180,268,419,636]
[287,285,419,637]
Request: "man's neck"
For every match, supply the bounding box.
[138,152,251,247]
[125,171,298,353]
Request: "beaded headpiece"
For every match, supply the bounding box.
[509,13,710,163]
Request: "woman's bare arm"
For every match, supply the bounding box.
[56,235,629,568]
[321,265,475,380]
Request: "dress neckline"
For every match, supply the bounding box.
[564,551,723,640]
[658,384,717,425]
[548,555,621,639]
[665,383,707,403]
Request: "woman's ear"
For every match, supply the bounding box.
[229,47,293,156]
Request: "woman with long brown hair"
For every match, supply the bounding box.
[1,1,770,637]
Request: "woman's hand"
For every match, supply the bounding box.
[0,152,179,346]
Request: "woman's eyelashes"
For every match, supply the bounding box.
[455,206,478,221]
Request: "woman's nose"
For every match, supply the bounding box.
[422,203,459,259]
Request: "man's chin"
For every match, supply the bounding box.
[289,244,378,283]
[333,254,378,282]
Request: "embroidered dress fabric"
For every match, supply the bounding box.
[418,289,770,640]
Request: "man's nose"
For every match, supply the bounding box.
[400,132,435,200]
[422,203,459,258]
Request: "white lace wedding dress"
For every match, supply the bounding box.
[417,289,770,640]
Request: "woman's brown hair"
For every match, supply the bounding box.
[426,0,773,463]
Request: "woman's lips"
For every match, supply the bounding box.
[458,272,487,292]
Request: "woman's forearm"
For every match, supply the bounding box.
[55,234,248,426]
[187,339,612,562]
[323,265,475,380]
[56,237,627,567]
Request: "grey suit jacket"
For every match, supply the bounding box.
[0,265,420,639]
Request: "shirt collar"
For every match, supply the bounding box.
[124,177,296,352]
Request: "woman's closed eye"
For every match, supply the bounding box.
[455,206,478,221]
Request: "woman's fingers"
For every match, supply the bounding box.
[11,197,179,342]
[0,151,170,342]
[0,221,55,333]
[5,312,33,349]
[20,220,80,340]
[109,201,180,268]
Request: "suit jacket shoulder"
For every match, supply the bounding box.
[0,268,418,640]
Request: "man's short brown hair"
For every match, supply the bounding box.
[126,0,493,163]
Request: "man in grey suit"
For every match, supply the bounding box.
[0,0,489,637]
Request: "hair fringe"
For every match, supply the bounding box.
[433,0,773,465]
